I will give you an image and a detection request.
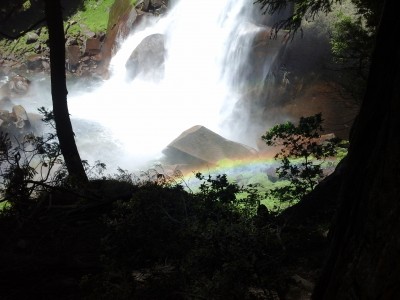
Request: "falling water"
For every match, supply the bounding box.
[66,0,282,172]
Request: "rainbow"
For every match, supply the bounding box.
[160,152,281,191]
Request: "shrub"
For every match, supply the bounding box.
[89,173,283,299]
[262,113,343,204]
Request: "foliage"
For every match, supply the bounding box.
[80,173,288,299]
[351,0,383,28]
[255,0,337,35]
[0,117,65,213]
[254,0,383,36]
[329,11,374,101]
[0,124,329,299]
[0,0,113,59]
[0,107,105,214]
[68,0,116,34]
[262,114,342,204]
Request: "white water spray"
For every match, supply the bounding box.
[67,0,278,172]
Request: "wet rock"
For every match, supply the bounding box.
[1,75,31,97]
[0,109,12,123]
[136,0,150,11]
[12,105,31,129]
[137,0,166,12]
[0,105,33,138]
[66,45,81,70]
[125,33,165,81]
[42,60,50,70]
[150,0,164,8]
[249,26,288,83]
[26,54,43,70]
[12,75,31,95]
[0,97,13,111]
[149,0,166,14]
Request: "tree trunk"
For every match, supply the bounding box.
[313,0,400,298]
[44,0,88,184]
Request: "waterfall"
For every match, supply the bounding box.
[67,0,283,172]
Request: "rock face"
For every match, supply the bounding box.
[162,125,257,166]
[100,0,169,77]
[125,33,165,81]
[99,0,139,77]
[249,28,288,82]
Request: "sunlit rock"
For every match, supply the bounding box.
[162,125,257,167]
[125,33,165,81]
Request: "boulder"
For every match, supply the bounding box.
[125,33,165,81]
[0,109,12,123]
[26,32,39,44]
[0,105,33,137]
[26,54,43,70]
[2,75,31,97]
[12,105,31,129]
[162,125,257,166]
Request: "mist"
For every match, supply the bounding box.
[0,0,296,175]
[54,0,284,173]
